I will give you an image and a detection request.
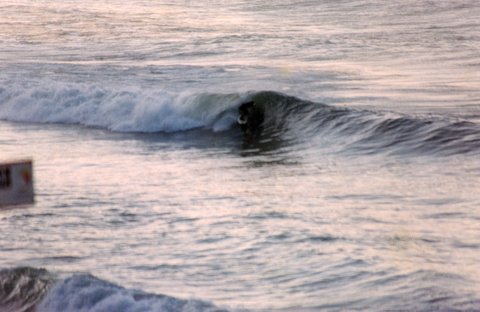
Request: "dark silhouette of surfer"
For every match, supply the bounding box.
[237,101,264,134]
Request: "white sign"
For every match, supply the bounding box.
[0,160,34,207]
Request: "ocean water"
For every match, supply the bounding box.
[1,0,480,311]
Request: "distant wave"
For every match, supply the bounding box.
[1,82,479,156]
[0,267,225,312]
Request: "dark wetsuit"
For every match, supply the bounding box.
[237,101,264,133]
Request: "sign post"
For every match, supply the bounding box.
[0,160,34,207]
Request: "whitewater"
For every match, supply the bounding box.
[1,0,479,311]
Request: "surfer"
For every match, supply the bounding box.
[237,101,254,131]
[237,100,265,134]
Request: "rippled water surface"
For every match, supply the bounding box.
[1,0,480,311]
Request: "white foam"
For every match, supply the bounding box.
[0,82,241,133]
[37,274,221,312]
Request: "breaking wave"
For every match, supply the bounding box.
[0,267,226,312]
[1,82,479,156]
[0,82,241,133]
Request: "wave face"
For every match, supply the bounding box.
[0,267,225,312]
[242,91,480,156]
[262,93,480,154]
[0,267,54,312]
[1,84,479,156]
